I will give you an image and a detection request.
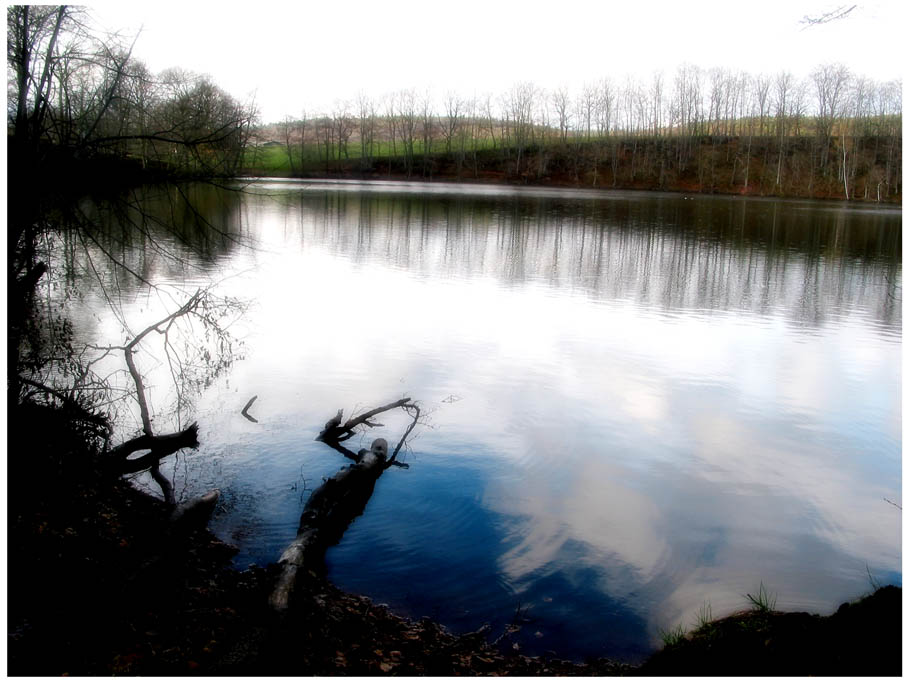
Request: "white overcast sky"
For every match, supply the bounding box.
[86,0,905,124]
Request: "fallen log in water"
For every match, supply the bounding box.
[112,423,200,474]
[171,488,220,526]
[114,425,219,527]
[270,398,420,611]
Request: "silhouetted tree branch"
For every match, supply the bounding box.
[800,4,857,27]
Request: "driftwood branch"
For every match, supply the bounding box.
[148,461,219,526]
[270,437,389,611]
[270,398,420,611]
[241,395,259,423]
[110,422,200,473]
[171,489,220,526]
[316,398,412,443]
[141,438,219,527]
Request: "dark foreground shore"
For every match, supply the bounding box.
[7,403,901,675]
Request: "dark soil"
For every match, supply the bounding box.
[6,401,902,675]
[639,585,902,676]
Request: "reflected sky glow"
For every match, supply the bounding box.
[62,181,900,662]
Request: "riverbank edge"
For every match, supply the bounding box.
[7,401,902,676]
[238,141,902,205]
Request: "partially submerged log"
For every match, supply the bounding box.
[114,424,218,527]
[112,423,200,474]
[270,399,420,611]
[171,489,220,526]
[270,438,388,610]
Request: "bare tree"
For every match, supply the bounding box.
[753,74,772,137]
[420,90,435,175]
[7,6,257,531]
[356,93,376,168]
[579,83,598,140]
[552,86,572,143]
[280,116,298,174]
[812,63,851,177]
[397,89,418,177]
[480,92,498,151]
[773,71,794,188]
[441,91,462,154]
[332,101,354,160]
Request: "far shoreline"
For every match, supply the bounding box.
[236,170,904,208]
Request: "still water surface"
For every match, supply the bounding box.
[73,180,900,662]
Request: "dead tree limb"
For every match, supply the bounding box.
[101,290,231,520]
[389,402,421,467]
[150,457,220,526]
[316,397,412,443]
[149,461,220,527]
[800,4,856,27]
[171,489,220,526]
[270,398,419,611]
[111,422,200,460]
[241,395,259,423]
[112,422,200,474]
[120,289,204,436]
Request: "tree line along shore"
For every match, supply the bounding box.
[8,5,900,202]
[250,67,900,203]
[245,131,901,202]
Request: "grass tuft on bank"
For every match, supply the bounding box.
[640,583,901,676]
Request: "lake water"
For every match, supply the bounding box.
[68,179,901,662]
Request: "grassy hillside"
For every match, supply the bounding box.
[241,133,901,203]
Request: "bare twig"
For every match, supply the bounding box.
[800,4,856,28]
[18,376,110,430]
[316,397,413,443]
[389,403,421,466]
